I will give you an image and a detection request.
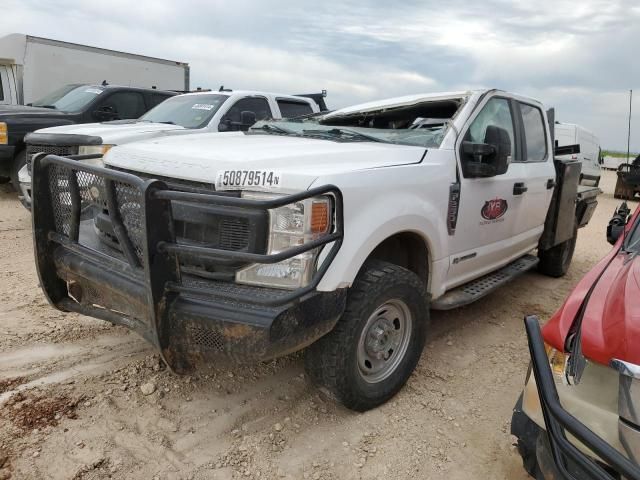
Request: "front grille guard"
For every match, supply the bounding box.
[525,316,640,480]
[33,153,344,349]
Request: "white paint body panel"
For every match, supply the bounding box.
[101,89,557,300]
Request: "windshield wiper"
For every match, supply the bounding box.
[302,128,385,143]
[251,124,298,135]
[158,121,176,125]
[34,105,57,109]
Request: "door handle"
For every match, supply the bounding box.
[546,178,556,190]
[513,182,528,195]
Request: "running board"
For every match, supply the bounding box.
[431,254,539,310]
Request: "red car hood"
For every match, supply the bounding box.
[543,212,640,367]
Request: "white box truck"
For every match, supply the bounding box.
[554,122,602,186]
[0,34,189,106]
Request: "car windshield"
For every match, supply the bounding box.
[248,98,464,148]
[139,94,229,129]
[32,85,105,112]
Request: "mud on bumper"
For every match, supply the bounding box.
[32,154,345,370]
[519,316,640,480]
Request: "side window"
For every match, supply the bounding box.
[519,103,547,161]
[465,97,515,158]
[277,99,313,118]
[97,92,146,119]
[149,93,172,109]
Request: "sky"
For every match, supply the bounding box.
[2,0,639,151]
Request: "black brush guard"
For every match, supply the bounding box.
[525,316,640,480]
[32,153,346,370]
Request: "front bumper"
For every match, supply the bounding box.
[517,316,640,480]
[32,154,345,370]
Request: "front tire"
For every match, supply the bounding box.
[10,149,26,193]
[304,260,429,411]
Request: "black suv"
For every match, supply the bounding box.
[0,84,176,189]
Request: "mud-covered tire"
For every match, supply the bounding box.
[304,260,429,411]
[538,226,577,278]
[10,149,26,193]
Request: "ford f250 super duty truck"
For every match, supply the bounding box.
[20,89,327,208]
[31,89,600,411]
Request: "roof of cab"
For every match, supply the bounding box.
[180,90,315,102]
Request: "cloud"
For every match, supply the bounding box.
[1,0,638,150]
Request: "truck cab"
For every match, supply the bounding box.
[0,63,19,105]
[30,89,599,411]
[20,90,324,207]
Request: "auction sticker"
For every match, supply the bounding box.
[215,170,283,190]
[191,104,215,110]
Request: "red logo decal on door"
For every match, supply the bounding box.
[481,198,508,220]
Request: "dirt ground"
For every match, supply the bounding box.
[0,170,635,480]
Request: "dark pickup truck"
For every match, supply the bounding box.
[0,83,176,189]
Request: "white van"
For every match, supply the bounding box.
[554,122,601,185]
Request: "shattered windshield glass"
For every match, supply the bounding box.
[250,117,448,148]
[249,98,464,148]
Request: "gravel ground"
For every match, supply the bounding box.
[0,170,635,480]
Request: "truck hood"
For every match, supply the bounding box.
[578,253,640,366]
[0,104,73,120]
[543,243,640,367]
[104,132,426,190]
[36,120,186,144]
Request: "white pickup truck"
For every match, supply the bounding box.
[31,89,599,411]
[20,89,326,207]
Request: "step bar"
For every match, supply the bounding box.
[432,254,539,310]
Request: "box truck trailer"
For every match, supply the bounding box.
[0,34,189,106]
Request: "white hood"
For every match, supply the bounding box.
[104,132,426,191]
[35,121,187,144]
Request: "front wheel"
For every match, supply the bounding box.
[304,260,429,411]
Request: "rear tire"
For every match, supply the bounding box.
[304,260,429,411]
[10,149,26,193]
[538,226,577,278]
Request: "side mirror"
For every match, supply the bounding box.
[240,110,257,129]
[93,105,117,121]
[218,118,232,132]
[606,202,630,245]
[462,125,511,178]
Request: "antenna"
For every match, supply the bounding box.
[626,89,633,166]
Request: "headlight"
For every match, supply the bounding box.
[78,144,113,156]
[235,192,332,289]
[546,343,571,383]
[0,122,7,145]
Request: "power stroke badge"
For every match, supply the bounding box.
[480,198,508,225]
